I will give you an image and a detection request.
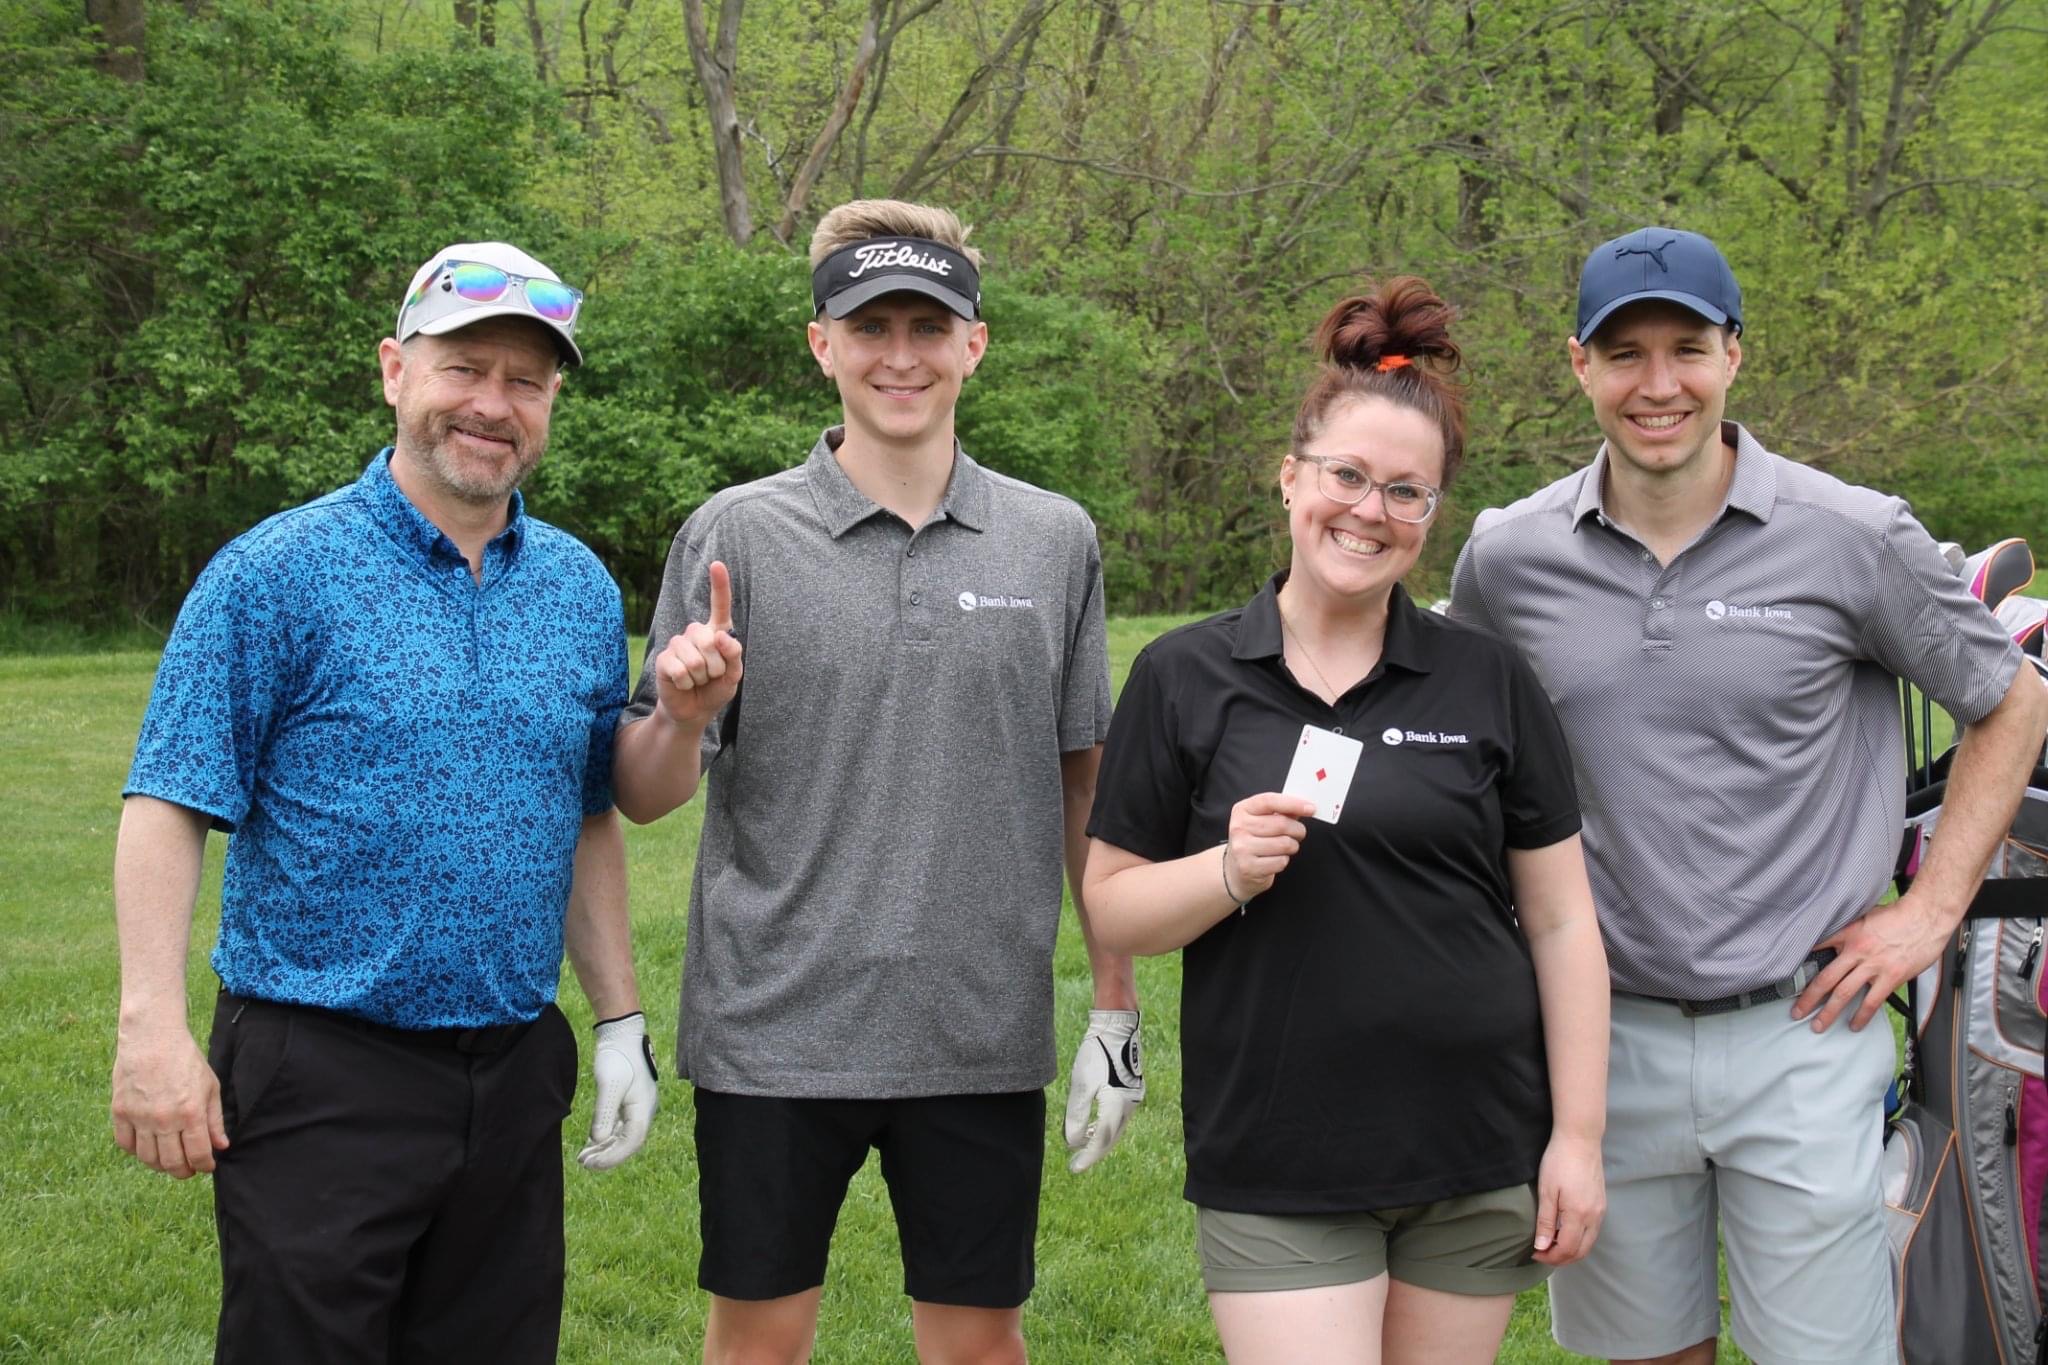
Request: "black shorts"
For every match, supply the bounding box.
[693,1087,1044,1309]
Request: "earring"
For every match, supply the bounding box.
[1283,497,1291,508]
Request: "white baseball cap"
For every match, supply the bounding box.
[396,241,584,366]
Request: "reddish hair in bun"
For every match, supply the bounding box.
[1292,276,1467,488]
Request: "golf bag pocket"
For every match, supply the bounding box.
[1886,785,2048,1365]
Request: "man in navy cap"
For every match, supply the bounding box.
[613,198,1139,1363]
[112,241,657,1362]
[1452,228,2047,1364]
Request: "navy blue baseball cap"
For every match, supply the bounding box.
[1576,227,1742,343]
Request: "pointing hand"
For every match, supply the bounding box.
[652,561,744,731]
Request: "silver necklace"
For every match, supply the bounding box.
[1277,606,1343,703]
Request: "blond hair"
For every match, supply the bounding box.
[809,200,983,269]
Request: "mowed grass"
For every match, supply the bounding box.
[1,624,1763,1363]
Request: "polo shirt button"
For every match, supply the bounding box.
[1652,597,1666,609]
[910,591,922,605]
[906,546,916,557]
[1641,551,1653,563]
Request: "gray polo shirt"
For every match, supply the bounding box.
[626,429,1112,1098]
[1451,422,2019,999]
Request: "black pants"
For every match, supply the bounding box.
[207,993,578,1365]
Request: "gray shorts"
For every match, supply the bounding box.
[1548,990,1898,1365]
[1198,1183,1552,1297]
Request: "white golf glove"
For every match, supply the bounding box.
[1064,1009,1144,1173]
[577,1012,659,1171]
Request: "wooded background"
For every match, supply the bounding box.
[6,0,2044,627]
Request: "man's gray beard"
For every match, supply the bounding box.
[400,411,546,505]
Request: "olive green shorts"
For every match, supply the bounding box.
[1198,1183,1553,1297]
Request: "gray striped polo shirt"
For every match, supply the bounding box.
[626,429,1112,1098]
[1451,422,2019,999]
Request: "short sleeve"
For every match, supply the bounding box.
[626,510,741,770]
[1059,524,1113,752]
[1447,532,1498,636]
[1499,648,1582,851]
[581,579,630,816]
[124,545,295,831]
[1863,500,2021,724]
[1086,644,1195,863]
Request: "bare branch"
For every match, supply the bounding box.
[1749,0,1844,68]
[1863,174,2028,217]
[1808,352,2020,463]
[951,146,1328,198]
[890,0,1060,199]
[1172,10,1255,184]
[776,0,892,242]
[1628,23,1813,208]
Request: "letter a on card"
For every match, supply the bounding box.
[1282,725,1364,824]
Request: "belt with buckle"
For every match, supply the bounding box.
[1636,949,1838,1018]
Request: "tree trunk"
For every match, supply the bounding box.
[682,0,754,243]
[83,0,145,81]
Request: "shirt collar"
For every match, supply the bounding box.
[360,447,526,568]
[1721,422,1778,522]
[1231,572,1434,676]
[1571,420,1777,532]
[804,426,990,538]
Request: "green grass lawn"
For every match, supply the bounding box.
[0,627,1770,1363]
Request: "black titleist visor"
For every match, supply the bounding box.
[811,237,980,319]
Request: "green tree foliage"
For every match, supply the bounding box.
[4,0,2044,623]
[2,0,571,618]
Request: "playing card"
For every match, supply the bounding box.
[1281,724,1364,824]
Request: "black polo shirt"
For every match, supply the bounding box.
[1089,575,1581,1213]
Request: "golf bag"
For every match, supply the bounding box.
[1883,537,2048,1365]
[1953,538,2048,660]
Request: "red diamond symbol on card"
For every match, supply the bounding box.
[1316,767,1327,781]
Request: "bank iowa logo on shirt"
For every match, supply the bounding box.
[1382,726,1468,746]
[956,588,1036,611]
[1705,598,1794,622]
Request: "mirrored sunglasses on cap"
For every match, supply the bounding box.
[400,259,583,336]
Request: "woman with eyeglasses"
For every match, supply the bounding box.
[1082,276,1610,1364]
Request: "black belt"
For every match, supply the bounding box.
[1630,949,1838,1019]
[221,991,533,1054]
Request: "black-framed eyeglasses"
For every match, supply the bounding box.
[1293,455,1441,523]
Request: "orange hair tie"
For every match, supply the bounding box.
[1375,354,1413,372]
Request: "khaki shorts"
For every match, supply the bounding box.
[1547,990,1897,1365]
[1197,1183,1552,1297]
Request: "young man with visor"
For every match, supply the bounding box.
[1452,227,2048,1365]
[112,241,658,1363]
[613,199,1138,1364]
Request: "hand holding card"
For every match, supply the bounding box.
[1225,791,1318,903]
[1281,725,1364,823]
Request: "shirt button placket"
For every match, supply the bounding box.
[904,532,933,641]
[1645,573,1676,650]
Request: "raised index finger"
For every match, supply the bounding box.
[707,560,733,633]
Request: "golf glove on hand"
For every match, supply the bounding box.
[577,1012,659,1171]
[1064,1009,1143,1173]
